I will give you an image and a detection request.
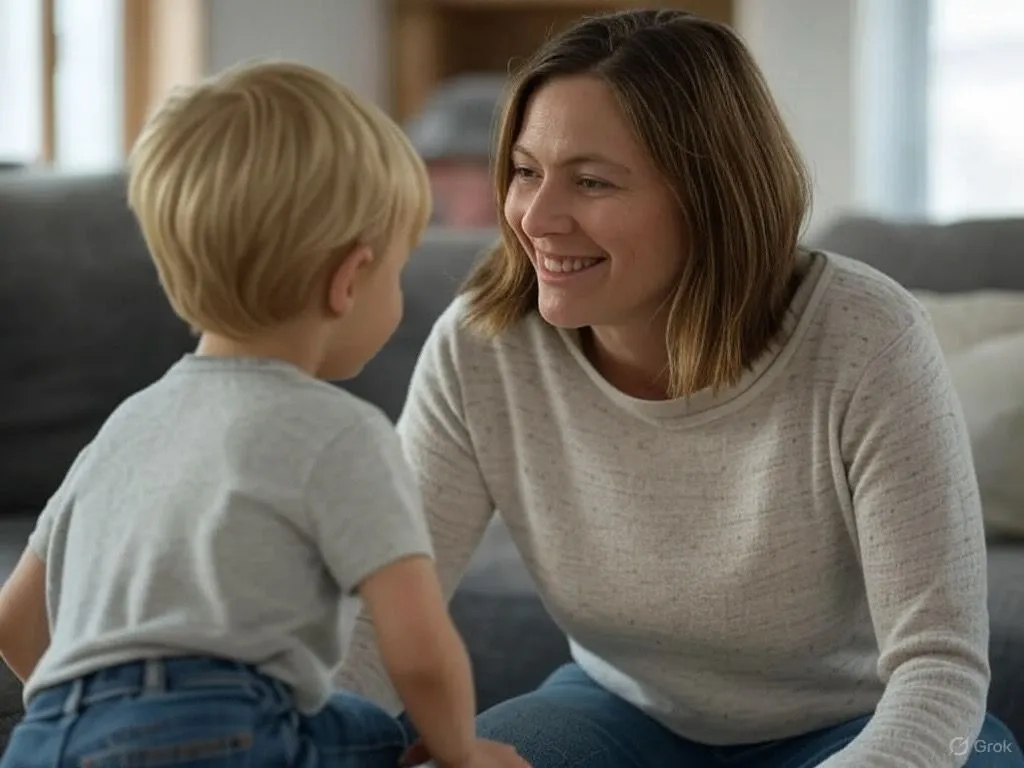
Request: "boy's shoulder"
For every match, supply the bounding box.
[97,356,399,472]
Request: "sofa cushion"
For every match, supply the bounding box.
[908,291,1024,540]
[945,331,1024,540]
[0,172,194,518]
[0,663,20,753]
[0,516,39,580]
[915,291,1024,356]
[812,216,1024,292]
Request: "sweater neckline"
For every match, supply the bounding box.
[555,250,833,425]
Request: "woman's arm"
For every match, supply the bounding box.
[336,304,496,711]
[824,316,989,767]
[0,548,49,682]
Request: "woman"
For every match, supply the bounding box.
[347,10,1024,768]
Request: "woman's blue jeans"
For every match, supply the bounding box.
[469,663,1024,767]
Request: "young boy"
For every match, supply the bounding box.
[0,61,526,768]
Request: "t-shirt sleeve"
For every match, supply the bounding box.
[305,408,434,595]
[27,507,55,560]
[27,444,92,560]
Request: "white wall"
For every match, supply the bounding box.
[205,0,387,106]
[736,0,860,239]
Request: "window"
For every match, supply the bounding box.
[54,0,123,170]
[856,0,1024,221]
[0,0,44,165]
[927,0,1024,219]
[0,0,202,170]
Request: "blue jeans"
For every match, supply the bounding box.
[471,663,1024,767]
[0,657,409,767]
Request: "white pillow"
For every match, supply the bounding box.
[945,330,1024,539]
[915,290,1024,356]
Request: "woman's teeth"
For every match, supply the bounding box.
[542,257,600,273]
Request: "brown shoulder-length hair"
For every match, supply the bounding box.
[461,9,811,397]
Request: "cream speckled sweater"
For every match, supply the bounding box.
[339,252,990,767]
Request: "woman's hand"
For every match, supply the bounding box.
[400,737,531,768]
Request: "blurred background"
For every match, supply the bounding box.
[1,0,1022,237]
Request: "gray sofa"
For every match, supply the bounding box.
[0,171,1021,753]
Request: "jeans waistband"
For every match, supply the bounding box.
[27,656,292,720]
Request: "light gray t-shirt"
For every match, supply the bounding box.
[25,355,433,713]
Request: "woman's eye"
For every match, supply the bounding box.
[512,166,538,179]
[579,177,610,190]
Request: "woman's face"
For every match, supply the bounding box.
[504,75,685,331]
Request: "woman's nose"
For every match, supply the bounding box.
[518,181,574,239]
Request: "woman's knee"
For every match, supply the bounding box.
[475,665,708,768]
[476,692,630,767]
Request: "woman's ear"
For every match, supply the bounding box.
[326,244,374,317]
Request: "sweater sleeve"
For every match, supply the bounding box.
[825,315,990,767]
[334,303,496,711]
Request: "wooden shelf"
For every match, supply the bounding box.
[389,0,734,121]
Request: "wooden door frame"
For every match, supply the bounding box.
[40,0,56,163]
[122,0,207,156]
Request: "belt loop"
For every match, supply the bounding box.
[269,676,292,708]
[143,659,166,694]
[61,678,83,717]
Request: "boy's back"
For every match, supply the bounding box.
[25,354,432,713]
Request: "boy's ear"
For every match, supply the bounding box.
[326,244,374,317]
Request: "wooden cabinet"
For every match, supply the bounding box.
[389,0,735,121]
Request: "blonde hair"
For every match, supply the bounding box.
[462,10,811,397]
[128,59,431,337]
